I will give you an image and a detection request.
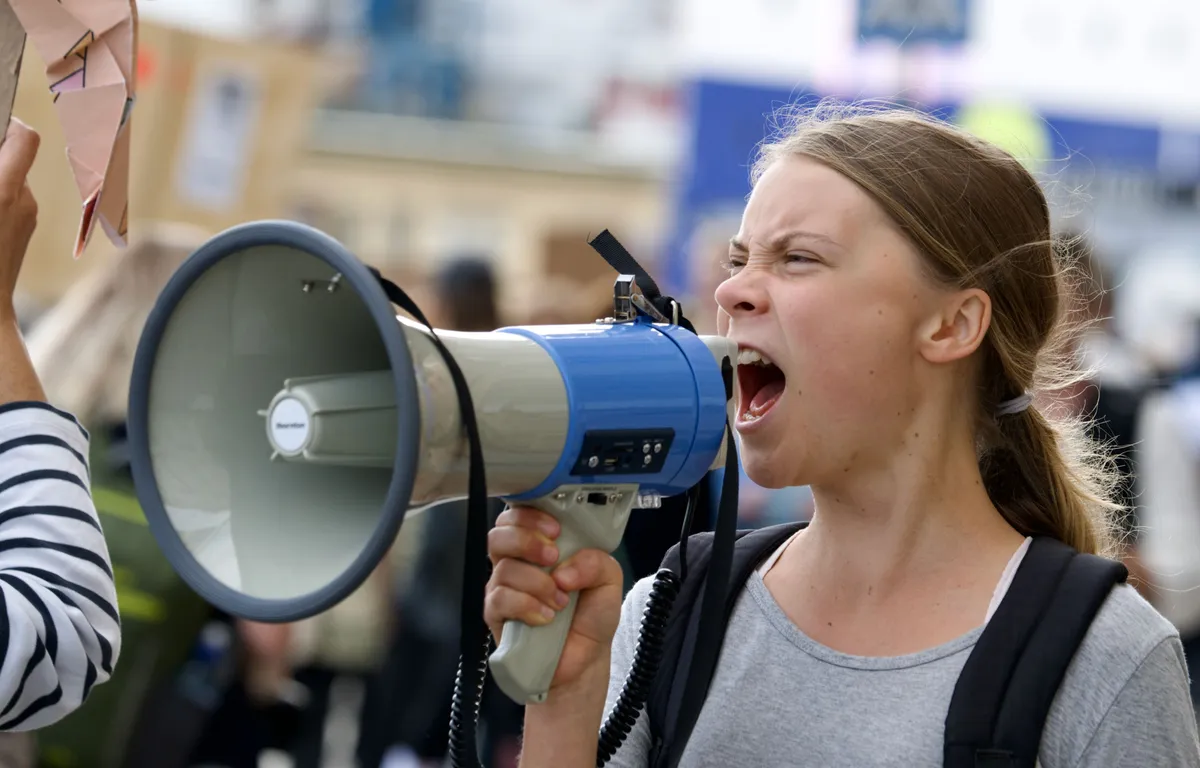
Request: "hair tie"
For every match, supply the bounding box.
[995,392,1033,417]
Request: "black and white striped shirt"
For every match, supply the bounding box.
[0,401,120,730]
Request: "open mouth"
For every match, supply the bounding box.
[736,348,786,425]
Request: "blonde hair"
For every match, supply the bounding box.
[753,102,1122,557]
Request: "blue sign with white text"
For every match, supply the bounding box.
[856,0,970,45]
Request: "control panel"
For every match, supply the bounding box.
[570,428,675,476]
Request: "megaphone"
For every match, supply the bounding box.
[127,220,736,706]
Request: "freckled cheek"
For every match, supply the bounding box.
[786,312,909,410]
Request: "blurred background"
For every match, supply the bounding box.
[9,0,1200,767]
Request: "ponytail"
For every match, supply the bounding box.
[978,397,1123,558]
[973,234,1127,560]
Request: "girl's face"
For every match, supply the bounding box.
[715,155,982,489]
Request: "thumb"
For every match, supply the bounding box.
[0,119,38,196]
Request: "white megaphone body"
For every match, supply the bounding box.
[127,221,736,705]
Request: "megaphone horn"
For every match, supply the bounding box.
[128,220,736,706]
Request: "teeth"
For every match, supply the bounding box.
[747,400,771,417]
[737,348,773,367]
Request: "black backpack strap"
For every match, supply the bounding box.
[944,537,1128,768]
[648,522,806,768]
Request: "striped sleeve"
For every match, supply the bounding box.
[0,402,120,730]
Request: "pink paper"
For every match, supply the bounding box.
[8,0,136,258]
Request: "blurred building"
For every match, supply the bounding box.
[290,108,669,310]
[268,0,685,302]
[142,0,682,159]
[17,0,681,317]
[15,0,1200,319]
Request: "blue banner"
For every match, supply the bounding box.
[662,77,1200,295]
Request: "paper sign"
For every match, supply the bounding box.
[8,0,137,258]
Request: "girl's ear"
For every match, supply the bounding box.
[918,288,991,364]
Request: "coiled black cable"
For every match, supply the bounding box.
[596,567,682,766]
[448,631,491,768]
[596,482,697,763]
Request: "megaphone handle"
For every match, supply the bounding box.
[489,486,637,705]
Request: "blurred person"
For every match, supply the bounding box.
[1126,250,1200,710]
[282,561,395,768]
[183,619,295,768]
[486,104,1200,766]
[186,578,400,768]
[0,117,122,733]
[1135,318,1200,709]
[433,256,503,332]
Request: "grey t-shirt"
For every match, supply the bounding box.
[602,557,1200,767]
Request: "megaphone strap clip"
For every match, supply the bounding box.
[589,230,691,332]
[632,293,672,324]
[612,274,672,325]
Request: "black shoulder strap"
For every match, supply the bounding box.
[944,537,1128,768]
[648,522,806,768]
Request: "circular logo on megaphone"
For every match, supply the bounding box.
[267,396,312,454]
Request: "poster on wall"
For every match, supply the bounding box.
[175,67,261,211]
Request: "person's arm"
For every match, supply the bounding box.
[520,576,657,768]
[519,659,610,766]
[1073,635,1200,767]
[0,117,41,408]
[0,118,121,729]
[485,503,629,767]
[0,399,120,729]
[0,311,41,403]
